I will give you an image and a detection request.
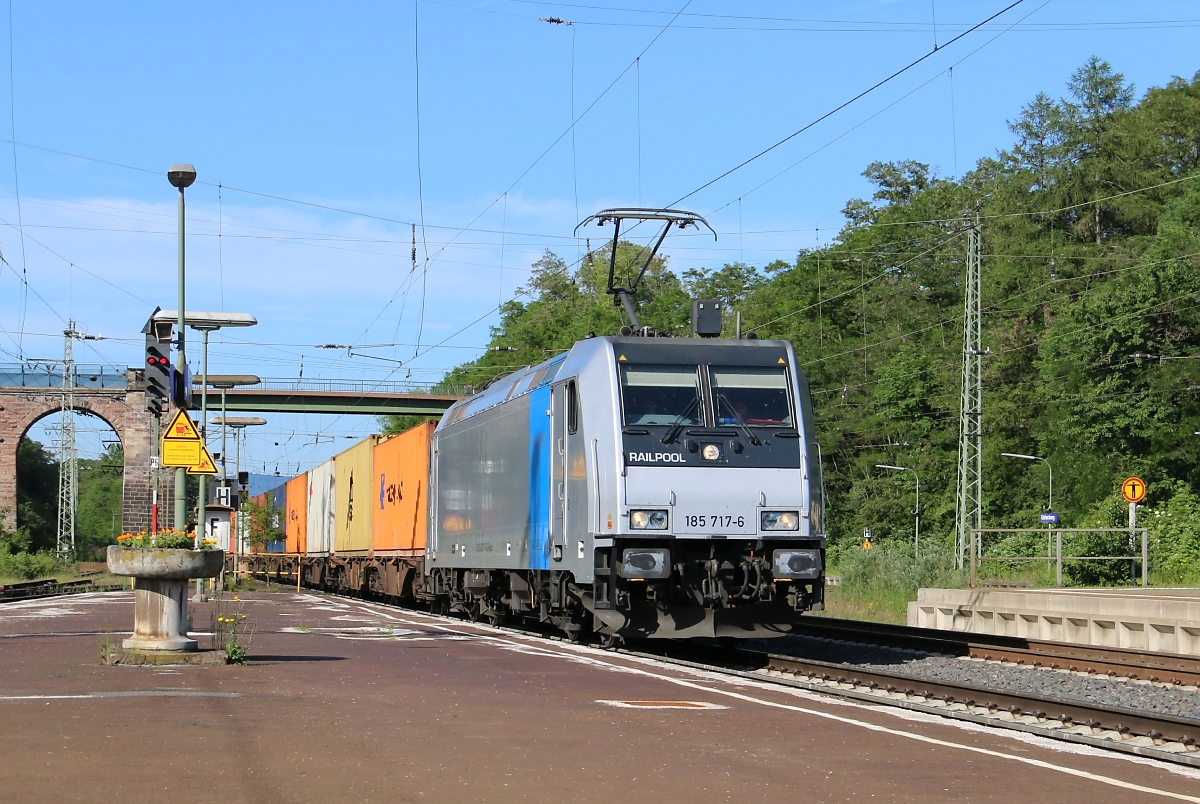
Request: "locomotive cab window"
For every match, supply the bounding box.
[711,366,793,427]
[620,365,701,426]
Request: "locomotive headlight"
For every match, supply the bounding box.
[629,509,668,530]
[702,444,721,461]
[772,548,822,580]
[618,547,671,579]
[761,510,800,531]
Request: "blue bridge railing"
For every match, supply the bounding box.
[0,364,129,389]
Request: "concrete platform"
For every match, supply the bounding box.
[3,592,1199,802]
[909,587,1200,655]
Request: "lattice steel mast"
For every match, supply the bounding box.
[954,213,984,569]
[56,321,79,558]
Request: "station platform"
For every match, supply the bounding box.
[909,587,1200,655]
[2,591,1198,802]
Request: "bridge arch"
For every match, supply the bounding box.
[0,374,155,538]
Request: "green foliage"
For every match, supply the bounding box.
[241,497,283,549]
[828,540,964,621]
[0,550,65,581]
[378,414,438,436]
[16,437,58,553]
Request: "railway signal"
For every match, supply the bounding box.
[144,338,171,416]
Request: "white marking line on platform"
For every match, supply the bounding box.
[340,599,1200,801]
[598,699,729,710]
[0,691,240,700]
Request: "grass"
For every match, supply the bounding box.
[819,541,967,624]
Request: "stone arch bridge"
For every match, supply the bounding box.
[0,365,153,536]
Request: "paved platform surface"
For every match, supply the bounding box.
[2,591,1199,803]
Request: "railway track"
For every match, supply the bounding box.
[0,577,125,602]
[791,616,1200,687]
[641,640,1200,767]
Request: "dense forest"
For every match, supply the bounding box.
[398,58,1200,582]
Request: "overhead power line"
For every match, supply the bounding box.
[668,0,1026,208]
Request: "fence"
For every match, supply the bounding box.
[969,527,1149,588]
[0,364,128,389]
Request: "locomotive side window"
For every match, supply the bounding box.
[711,367,793,427]
[567,380,579,434]
[620,365,701,426]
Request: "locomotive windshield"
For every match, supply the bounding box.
[711,367,793,427]
[620,365,702,425]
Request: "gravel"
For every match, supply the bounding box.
[748,633,1200,721]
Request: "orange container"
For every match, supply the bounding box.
[372,420,435,556]
[285,472,308,555]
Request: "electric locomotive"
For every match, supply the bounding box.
[425,332,825,640]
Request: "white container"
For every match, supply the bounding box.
[306,458,336,556]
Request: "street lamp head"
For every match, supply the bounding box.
[167,164,197,188]
[210,416,267,428]
[206,374,261,389]
[1000,452,1040,461]
[155,310,257,330]
[875,464,909,472]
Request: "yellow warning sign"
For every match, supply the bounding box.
[162,439,201,467]
[186,445,219,476]
[163,408,201,441]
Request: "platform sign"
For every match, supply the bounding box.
[163,408,201,441]
[186,445,219,476]
[1122,477,1147,504]
[1039,512,1060,524]
[160,408,213,471]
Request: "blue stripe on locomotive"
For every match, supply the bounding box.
[526,385,551,570]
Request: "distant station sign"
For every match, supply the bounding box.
[1122,477,1147,504]
[1039,512,1060,524]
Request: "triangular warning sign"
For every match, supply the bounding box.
[186,444,219,476]
[164,408,201,441]
[777,357,786,364]
[618,354,627,361]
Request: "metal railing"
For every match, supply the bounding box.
[969,527,1149,588]
[0,363,128,389]
[201,377,466,396]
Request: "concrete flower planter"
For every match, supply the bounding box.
[107,546,225,652]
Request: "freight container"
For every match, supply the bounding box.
[334,436,381,556]
[264,482,287,553]
[284,472,308,554]
[306,458,336,556]
[372,420,435,556]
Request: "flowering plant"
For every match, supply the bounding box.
[115,530,219,550]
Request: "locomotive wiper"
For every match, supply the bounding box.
[715,393,762,446]
[661,396,701,445]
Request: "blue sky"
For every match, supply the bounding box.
[5,0,1199,474]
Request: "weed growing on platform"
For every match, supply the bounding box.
[212,595,256,665]
[98,632,119,666]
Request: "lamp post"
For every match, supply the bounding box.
[1001,452,1054,556]
[876,464,920,558]
[210,416,266,558]
[205,375,262,489]
[167,164,196,535]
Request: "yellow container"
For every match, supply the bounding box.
[334,436,381,555]
[372,421,435,556]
